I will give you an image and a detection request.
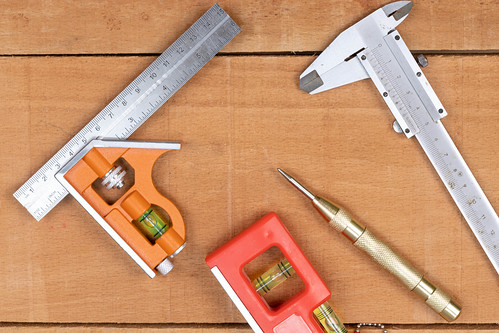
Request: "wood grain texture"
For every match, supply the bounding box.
[1,55,498,326]
[0,0,497,55]
[0,326,498,333]
[0,327,251,333]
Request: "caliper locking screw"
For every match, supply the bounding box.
[416,54,428,68]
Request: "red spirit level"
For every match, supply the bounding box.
[206,212,345,333]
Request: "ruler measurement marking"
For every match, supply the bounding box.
[365,34,499,271]
[363,48,413,135]
[415,120,499,256]
[372,45,418,133]
[14,4,240,220]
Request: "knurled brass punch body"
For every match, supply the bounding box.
[278,169,462,322]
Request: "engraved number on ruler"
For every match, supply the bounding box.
[14,4,241,221]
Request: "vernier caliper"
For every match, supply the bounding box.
[300,1,499,274]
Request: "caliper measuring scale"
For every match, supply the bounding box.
[299,0,499,275]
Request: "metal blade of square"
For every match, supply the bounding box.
[14,4,241,221]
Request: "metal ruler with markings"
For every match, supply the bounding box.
[14,4,241,221]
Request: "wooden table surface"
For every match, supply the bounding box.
[1,1,498,332]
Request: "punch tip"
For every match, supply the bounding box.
[277,168,316,201]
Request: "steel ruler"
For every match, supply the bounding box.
[300,1,499,274]
[14,4,241,221]
[359,32,499,274]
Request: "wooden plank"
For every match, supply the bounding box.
[0,326,498,333]
[0,0,497,55]
[1,55,498,325]
[0,327,251,333]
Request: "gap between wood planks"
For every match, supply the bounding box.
[0,50,498,58]
[0,322,499,330]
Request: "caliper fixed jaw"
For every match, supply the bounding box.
[300,1,413,94]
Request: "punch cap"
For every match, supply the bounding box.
[440,299,462,322]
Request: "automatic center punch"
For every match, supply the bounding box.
[278,169,461,322]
